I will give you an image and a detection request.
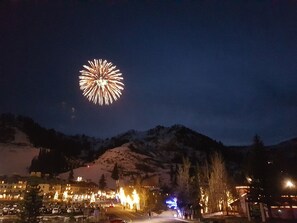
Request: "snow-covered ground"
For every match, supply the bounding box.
[59,144,170,189]
[0,128,39,176]
[0,128,172,187]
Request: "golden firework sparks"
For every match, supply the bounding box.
[79,59,124,105]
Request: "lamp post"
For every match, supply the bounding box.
[284,179,295,219]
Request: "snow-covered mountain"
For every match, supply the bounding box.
[0,116,226,186]
[94,124,224,161]
[0,127,39,176]
[59,125,229,189]
[2,114,297,189]
[59,143,170,189]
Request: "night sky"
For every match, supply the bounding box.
[1,0,297,145]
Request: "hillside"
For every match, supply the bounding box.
[94,124,224,161]
[0,127,39,176]
[266,138,297,177]
[59,125,245,188]
[0,114,99,174]
[59,143,170,188]
[1,113,297,188]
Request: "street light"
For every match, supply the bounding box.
[285,180,295,189]
[284,179,295,219]
[246,177,253,184]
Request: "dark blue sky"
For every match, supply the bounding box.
[1,0,297,145]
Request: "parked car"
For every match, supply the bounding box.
[52,208,60,214]
[2,207,9,215]
[39,206,47,214]
[74,207,82,213]
[66,207,74,213]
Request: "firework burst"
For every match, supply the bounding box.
[79,59,124,105]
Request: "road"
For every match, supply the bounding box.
[0,207,193,223]
[106,206,191,223]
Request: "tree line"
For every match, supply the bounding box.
[170,135,292,217]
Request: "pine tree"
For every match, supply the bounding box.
[245,135,268,202]
[169,164,174,184]
[244,135,277,220]
[111,163,119,181]
[68,168,74,182]
[111,163,120,190]
[173,164,179,187]
[246,135,267,183]
[19,183,43,223]
[99,174,107,190]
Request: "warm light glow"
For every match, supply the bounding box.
[90,192,95,203]
[117,187,140,210]
[54,191,59,200]
[127,195,133,209]
[132,189,140,210]
[119,188,127,206]
[63,191,68,201]
[247,177,252,183]
[79,59,124,105]
[285,180,295,189]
